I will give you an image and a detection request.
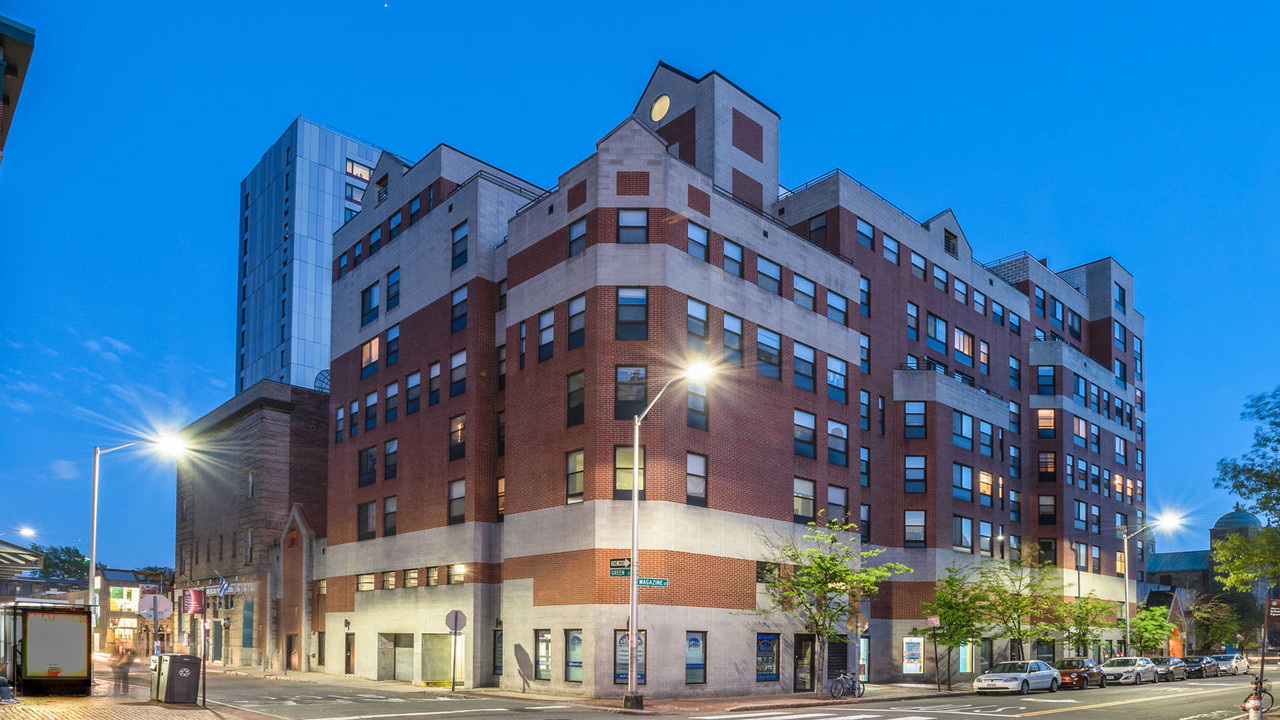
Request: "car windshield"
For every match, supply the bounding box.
[1103,658,1136,667]
[1180,657,1200,663]
[1054,659,1086,669]
[1151,657,1171,663]
[988,662,1030,674]
[1212,655,1233,661]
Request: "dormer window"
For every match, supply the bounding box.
[944,230,958,258]
[376,175,389,204]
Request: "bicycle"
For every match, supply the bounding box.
[830,669,865,699]
[1243,673,1274,713]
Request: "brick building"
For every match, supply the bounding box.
[0,14,35,169]
[313,62,1148,695]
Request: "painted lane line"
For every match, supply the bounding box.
[206,698,292,719]
[690,713,796,720]
[309,708,513,720]
[526,705,572,710]
[1015,684,1245,717]
[1020,699,1078,703]
[758,714,839,720]
[836,715,883,719]
[891,716,940,720]
[888,704,1025,717]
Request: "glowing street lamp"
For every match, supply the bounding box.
[624,360,715,709]
[1118,514,1184,653]
[0,527,36,539]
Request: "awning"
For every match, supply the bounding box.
[0,540,43,578]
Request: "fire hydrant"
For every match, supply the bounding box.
[1243,693,1262,720]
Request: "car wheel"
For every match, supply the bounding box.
[1049,678,1059,693]
[1100,676,1107,688]
[1134,674,1141,686]
[1020,681,1030,695]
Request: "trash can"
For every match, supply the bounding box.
[155,654,201,704]
[149,655,161,701]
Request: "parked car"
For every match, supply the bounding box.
[1101,657,1158,685]
[1150,656,1188,681]
[974,660,1062,694]
[1052,657,1107,689]
[1210,654,1250,675]
[1181,656,1221,678]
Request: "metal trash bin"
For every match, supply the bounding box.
[154,654,201,704]
[149,655,161,701]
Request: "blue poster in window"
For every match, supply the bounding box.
[756,633,779,681]
[614,630,646,683]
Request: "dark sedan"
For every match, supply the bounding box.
[1151,656,1188,681]
[1181,656,1221,678]
[1053,657,1106,689]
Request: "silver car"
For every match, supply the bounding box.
[974,660,1061,694]
[1101,656,1158,685]
[1211,654,1250,675]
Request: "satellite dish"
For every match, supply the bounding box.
[313,369,330,392]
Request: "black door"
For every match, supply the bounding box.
[286,633,299,670]
[345,633,356,674]
[794,634,815,692]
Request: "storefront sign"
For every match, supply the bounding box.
[613,629,646,684]
[902,636,925,674]
[755,633,779,681]
[182,589,205,614]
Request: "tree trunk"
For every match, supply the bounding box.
[815,636,826,695]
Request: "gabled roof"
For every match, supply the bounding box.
[1146,550,1212,573]
[632,61,781,118]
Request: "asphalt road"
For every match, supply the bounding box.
[102,664,1262,720]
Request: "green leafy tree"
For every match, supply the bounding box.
[28,544,94,580]
[1212,388,1280,596]
[972,548,1062,660]
[1212,529,1280,594]
[918,566,987,688]
[1057,593,1116,654]
[1188,593,1240,651]
[758,513,911,693]
[1130,606,1177,654]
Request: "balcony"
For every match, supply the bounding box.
[894,363,1007,427]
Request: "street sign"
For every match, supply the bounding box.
[637,577,668,588]
[446,610,468,632]
[1268,599,1280,618]
[609,569,631,577]
[926,615,940,628]
[609,558,632,569]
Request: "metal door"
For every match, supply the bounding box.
[345,633,355,674]
[211,620,223,662]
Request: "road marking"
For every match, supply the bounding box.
[526,706,571,710]
[691,713,795,719]
[1015,684,1244,716]
[1021,699,1078,703]
[759,714,838,720]
[889,703,1025,716]
[836,715,883,719]
[308,708,512,720]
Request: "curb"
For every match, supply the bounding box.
[725,690,970,712]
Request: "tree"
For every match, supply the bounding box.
[1130,606,1177,654]
[137,566,173,576]
[758,513,911,694]
[972,548,1062,660]
[28,544,93,580]
[919,566,987,689]
[1212,529,1280,594]
[1214,387,1280,524]
[1188,593,1240,651]
[1056,593,1116,654]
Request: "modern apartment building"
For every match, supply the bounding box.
[0,14,36,169]
[236,118,380,392]
[311,62,1148,696]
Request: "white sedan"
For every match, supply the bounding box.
[1211,654,1250,675]
[974,660,1061,694]
[1101,657,1158,684]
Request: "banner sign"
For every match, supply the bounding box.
[182,589,205,614]
[902,636,925,674]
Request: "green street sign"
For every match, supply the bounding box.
[637,577,668,588]
[609,568,631,577]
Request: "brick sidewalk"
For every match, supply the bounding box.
[0,678,273,720]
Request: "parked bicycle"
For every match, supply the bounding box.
[830,669,865,699]
[1243,673,1274,713]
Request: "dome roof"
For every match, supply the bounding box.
[1214,509,1262,531]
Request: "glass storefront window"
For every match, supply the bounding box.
[756,633,779,681]
[534,629,551,680]
[686,631,706,684]
[613,629,646,684]
[565,630,583,682]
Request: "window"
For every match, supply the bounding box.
[618,209,648,243]
[952,463,973,502]
[723,314,743,365]
[1034,287,1046,317]
[387,268,400,310]
[615,366,647,420]
[449,415,466,460]
[904,401,926,438]
[688,222,708,261]
[1072,500,1088,532]
[1136,448,1144,471]
[384,439,398,480]
[339,254,349,277]
[1039,451,1057,482]
[497,346,507,391]
[568,218,587,257]
[346,159,373,181]
[1072,416,1087,447]
[904,510,926,547]
[953,328,974,366]
[353,242,362,267]
[616,288,648,340]
[933,265,948,292]
[953,516,973,553]
[386,326,400,367]
[687,299,708,353]
[538,309,555,361]
[979,471,993,507]
[883,234,899,263]
[357,501,376,540]
[926,314,947,354]
[859,504,871,543]
[1009,445,1021,478]
[614,446,645,500]
[859,391,871,430]
[686,453,708,506]
[349,400,359,438]
[1035,365,1055,396]
[409,196,421,223]
[1134,336,1143,380]
[389,212,403,241]
[447,479,465,524]
[1115,552,1127,577]
[1010,490,1021,521]
[1091,545,1101,573]
[566,450,584,504]
[826,356,847,403]
[827,420,849,466]
[449,286,468,333]
[568,295,586,349]
[406,372,421,413]
[793,478,816,523]
[860,447,870,487]
[793,410,816,458]
[907,303,919,340]
[361,283,380,325]
[534,630,551,680]
[757,327,781,379]
[792,343,816,391]
[496,411,505,456]
[1114,282,1126,312]
[979,421,993,457]
[426,567,439,586]
[793,274,816,310]
[566,372,585,426]
[497,478,505,521]
[1038,495,1057,525]
[808,214,827,244]
[1089,423,1100,453]
[827,292,847,325]
[756,256,781,295]
[723,240,743,277]
[904,456,926,493]
[498,279,507,311]
[358,447,377,487]
[429,362,441,405]
[828,485,848,525]
[1115,436,1127,465]
[1036,409,1056,439]
[954,278,968,305]
[1114,359,1127,388]
[361,338,380,378]
[450,351,467,396]
[687,379,708,430]
[859,277,871,317]
[383,496,398,537]
[451,221,469,269]
[952,411,974,450]
[356,573,375,590]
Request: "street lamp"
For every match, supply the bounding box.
[0,528,36,539]
[89,433,188,649]
[1118,515,1183,654]
[624,360,715,709]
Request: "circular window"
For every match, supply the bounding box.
[649,94,671,123]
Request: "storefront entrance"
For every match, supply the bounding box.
[794,634,815,693]
[345,633,355,674]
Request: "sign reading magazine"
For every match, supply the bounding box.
[613,629,646,684]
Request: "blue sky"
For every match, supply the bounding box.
[2,1,1277,566]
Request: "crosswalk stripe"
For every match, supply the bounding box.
[837,715,883,719]
[761,713,839,720]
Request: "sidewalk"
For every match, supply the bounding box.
[0,675,273,720]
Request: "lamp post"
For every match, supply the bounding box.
[1118,515,1182,654]
[624,361,713,710]
[0,528,36,540]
